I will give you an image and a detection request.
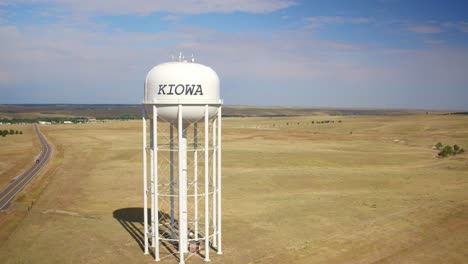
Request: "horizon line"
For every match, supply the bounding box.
[0,103,467,112]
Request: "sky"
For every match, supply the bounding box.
[0,0,468,110]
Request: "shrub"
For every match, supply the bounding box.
[447,146,455,156]
[438,145,453,157]
[20,131,23,134]
[435,142,443,150]
[453,144,460,153]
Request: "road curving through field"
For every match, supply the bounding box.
[0,124,52,210]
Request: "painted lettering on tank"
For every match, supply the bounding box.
[185,84,195,95]
[175,84,184,95]
[157,84,203,95]
[158,84,167,95]
[194,85,203,95]
[167,84,175,95]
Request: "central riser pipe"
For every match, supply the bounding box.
[178,105,188,263]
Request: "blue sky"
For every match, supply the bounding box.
[1,0,467,110]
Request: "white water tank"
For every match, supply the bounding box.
[144,61,222,122]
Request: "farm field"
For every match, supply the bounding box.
[0,114,467,264]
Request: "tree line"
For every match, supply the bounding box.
[0,117,88,124]
[283,120,342,126]
[1,129,23,137]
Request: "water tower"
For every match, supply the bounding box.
[142,54,223,263]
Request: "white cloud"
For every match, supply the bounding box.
[1,3,467,107]
[3,0,297,16]
[407,25,443,34]
[423,39,446,45]
[443,21,468,33]
[350,17,371,24]
[0,23,367,85]
[161,14,180,22]
[306,16,344,24]
[408,20,468,34]
[458,22,468,33]
[3,20,467,91]
[304,16,371,29]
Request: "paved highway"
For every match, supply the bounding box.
[0,124,52,210]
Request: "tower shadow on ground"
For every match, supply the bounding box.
[113,207,210,261]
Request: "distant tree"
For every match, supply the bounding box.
[435,142,443,150]
[338,120,342,123]
[438,145,453,157]
[20,131,23,134]
[2,130,8,136]
[9,129,14,134]
[311,121,314,124]
[453,144,460,153]
[15,130,19,134]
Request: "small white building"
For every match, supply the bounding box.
[63,121,73,124]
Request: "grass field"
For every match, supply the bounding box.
[0,125,40,190]
[0,114,467,263]
[0,104,440,119]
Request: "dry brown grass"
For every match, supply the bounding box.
[0,125,41,190]
[0,114,467,264]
